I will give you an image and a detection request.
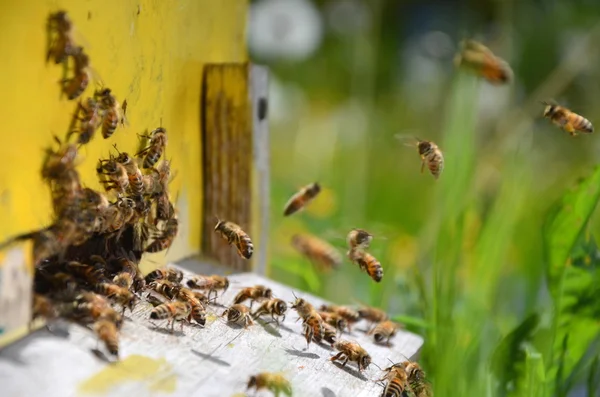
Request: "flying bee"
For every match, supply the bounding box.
[291,234,342,272]
[320,304,360,331]
[94,88,126,138]
[317,311,348,333]
[93,318,119,358]
[214,220,254,259]
[71,97,103,144]
[542,101,593,136]
[291,296,324,347]
[150,301,192,333]
[62,46,91,100]
[358,305,388,329]
[186,275,229,299]
[330,340,372,372]
[144,215,178,253]
[114,149,144,198]
[252,298,288,324]
[136,127,167,169]
[247,373,292,397]
[222,303,254,328]
[46,11,75,65]
[148,280,182,300]
[95,282,136,314]
[399,136,444,179]
[454,39,513,85]
[96,157,129,194]
[283,182,321,216]
[233,285,272,308]
[176,288,206,326]
[347,248,384,283]
[346,228,373,250]
[368,320,399,345]
[144,267,183,284]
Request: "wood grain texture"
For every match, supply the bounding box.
[202,63,254,272]
[0,263,424,397]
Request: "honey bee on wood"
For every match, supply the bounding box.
[330,340,372,372]
[454,39,513,85]
[186,275,229,299]
[368,320,399,345]
[233,285,272,308]
[252,298,288,324]
[542,101,593,136]
[144,215,178,253]
[148,280,182,300]
[320,304,360,331]
[145,267,183,284]
[46,11,75,65]
[291,296,324,347]
[113,254,145,292]
[291,234,342,272]
[176,288,207,325]
[317,310,348,333]
[93,318,119,358]
[222,303,254,328]
[62,46,91,100]
[358,305,388,329]
[247,373,292,397]
[379,363,409,397]
[95,282,136,314]
[72,292,123,327]
[283,182,321,216]
[70,97,103,144]
[347,248,384,282]
[136,127,168,169]
[94,88,125,139]
[96,157,129,194]
[214,220,254,260]
[150,301,192,333]
[346,228,373,251]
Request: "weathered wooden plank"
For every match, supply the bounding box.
[0,263,423,397]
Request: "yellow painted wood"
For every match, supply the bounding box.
[0,0,248,264]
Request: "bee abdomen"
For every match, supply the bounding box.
[575,115,594,133]
[143,151,161,168]
[150,303,171,320]
[237,234,254,259]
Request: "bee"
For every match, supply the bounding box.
[358,305,388,328]
[346,228,373,250]
[247,373,292,397]
[113,255,145,292]
[317,311,348,333]
[233,285,273,307]
[320,304,360,331]
[95,282,136,314]
[62,46,91,100]
[93,318,119,358]
[330,340,372,372]
[114,150,144,198]
[71,97,103,144]
[41,137,78,180]
[347,248,384,282]
[176,288,207,326]
[186,275,229,299]
[113,272,133,289]
[65,261,107,284]
[146,293,165,307]
[403,361,433,397]
[72,292,123,327]
[322,322,338,347]
[291,234,342,272]
[379,364,409,397]
[144,214,178,253]
[222,303,254,328]
[454,39,513,85]
[137,127,168,169]
[37,270,78,295]
[32,294,57,323]
[291,296,323,347]
[413,138,444,179]
[97,157,129,194]
[283,182,321,216]
[95,88,125,138]
[214,220,254,260]
[46,11,75,65]
[368,320,399,345]
[150,301,192,332]
[252,298,288,324]
[145,267,183,284]
[542,101,593,136]
[148,280,181,300]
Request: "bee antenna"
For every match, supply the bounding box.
[112,143,121,154]
[292,291,298,300]
[371,362,383,370]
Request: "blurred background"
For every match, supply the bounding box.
[247,0,600,395]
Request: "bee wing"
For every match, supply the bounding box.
[394,132,421,148]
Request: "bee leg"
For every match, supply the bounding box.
[341,356,349,367]
[330,352,343,362]
[420,160,425,174]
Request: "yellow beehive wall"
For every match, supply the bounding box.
[0,0,248,264]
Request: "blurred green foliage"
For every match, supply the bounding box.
[252,0,600,395]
